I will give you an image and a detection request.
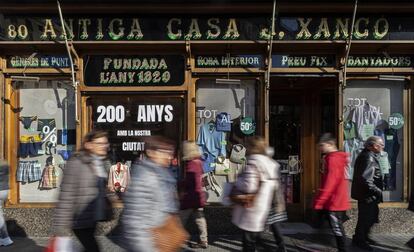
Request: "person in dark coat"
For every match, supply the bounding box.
[179,141,208,249]
[53,130,112,252]
[0,160,13,246]
[313,133,350,252]
[351,136,384,251]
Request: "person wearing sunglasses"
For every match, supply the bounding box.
[351,136,385,251]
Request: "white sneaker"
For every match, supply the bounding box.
[0,237,13,246]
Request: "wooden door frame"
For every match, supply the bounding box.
[269,76,338,220]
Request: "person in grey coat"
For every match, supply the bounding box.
[121,136,179,252]
[53,130,111,252]
[0,160,13,246]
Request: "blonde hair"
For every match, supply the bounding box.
[182,141,201,161]
[246,136,267,155]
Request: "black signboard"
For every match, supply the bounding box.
[7,55,70,68]
[83,55,185,86]
[347,55,414,67]
[2,15,414,41]
[195,55,263,68]
[272,55,335,68]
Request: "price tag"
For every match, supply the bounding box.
[240,117,256,135]
[388,113,404,129]
[361,124,374,141]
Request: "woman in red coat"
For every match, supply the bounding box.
[313,133,350,252]
[179,141,208,249]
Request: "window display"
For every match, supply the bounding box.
[343,80,404,202]
[196,79,257,203]
[15,80,76,202]
[89,94,185,193]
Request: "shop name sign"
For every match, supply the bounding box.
[272,55,335,68]
[347,55,414,67]
[1,15,410,41]
[195,55,263,68]
[83,55,185,86]
[7,55,70,68]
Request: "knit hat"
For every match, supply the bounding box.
[182,141,201,161]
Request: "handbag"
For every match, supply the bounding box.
[215,157,231,175]
[229,184,258,208]
[151,214,189,252]
[229,162,262,208]
[229,144,246,164]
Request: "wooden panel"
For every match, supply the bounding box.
[4,78,18,205]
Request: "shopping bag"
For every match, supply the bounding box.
[229,144,246,164]
[215,157,231,176]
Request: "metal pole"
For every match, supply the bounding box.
[57,0,79,123]
[338,0,358,148]
[265,0,276,135]
[343,0,358,89]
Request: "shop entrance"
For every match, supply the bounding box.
[269,77,337,220]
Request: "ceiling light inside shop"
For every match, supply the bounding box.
[378,75,407,81]
[216,79,241,85]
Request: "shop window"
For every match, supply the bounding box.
[88,95,184,194]
[195,79,257,203]
[15,80,76,203]
[343,80,405,202]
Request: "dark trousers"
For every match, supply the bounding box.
[73,225,100,252]
[270,222,285,246]
[327,211,347,251]
[353,201,379,243]
[242,230,272,252]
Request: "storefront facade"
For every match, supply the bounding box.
[1,0,414,235]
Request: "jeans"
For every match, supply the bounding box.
[180,208,208,242]
[353,201,379,243]
[0,190,10,239]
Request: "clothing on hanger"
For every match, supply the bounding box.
[107,162,131,193]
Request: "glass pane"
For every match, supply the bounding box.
[195,79,257,203]
[344,80,404,202]
[88,95,184,191]
[269,101,301,204]
[16,80,76,203]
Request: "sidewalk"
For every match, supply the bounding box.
[2,223,413,251]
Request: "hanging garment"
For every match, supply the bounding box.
[107,163,131,193]
[19,116,38,129]
[16,161,42,183]
[39,165,59,189]
[37,119,56,131]
[19,135,42,157]
[197,122,227,158]
[347,103,381,140]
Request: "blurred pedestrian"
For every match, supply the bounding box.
[179,141,208,249]
[122,136,186,252]
[231,136,278,252]
[351,136,384,251]
[265,146,287,252]
[313,133,350,252]
[53,130,112,252]
[0,160,13,246]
